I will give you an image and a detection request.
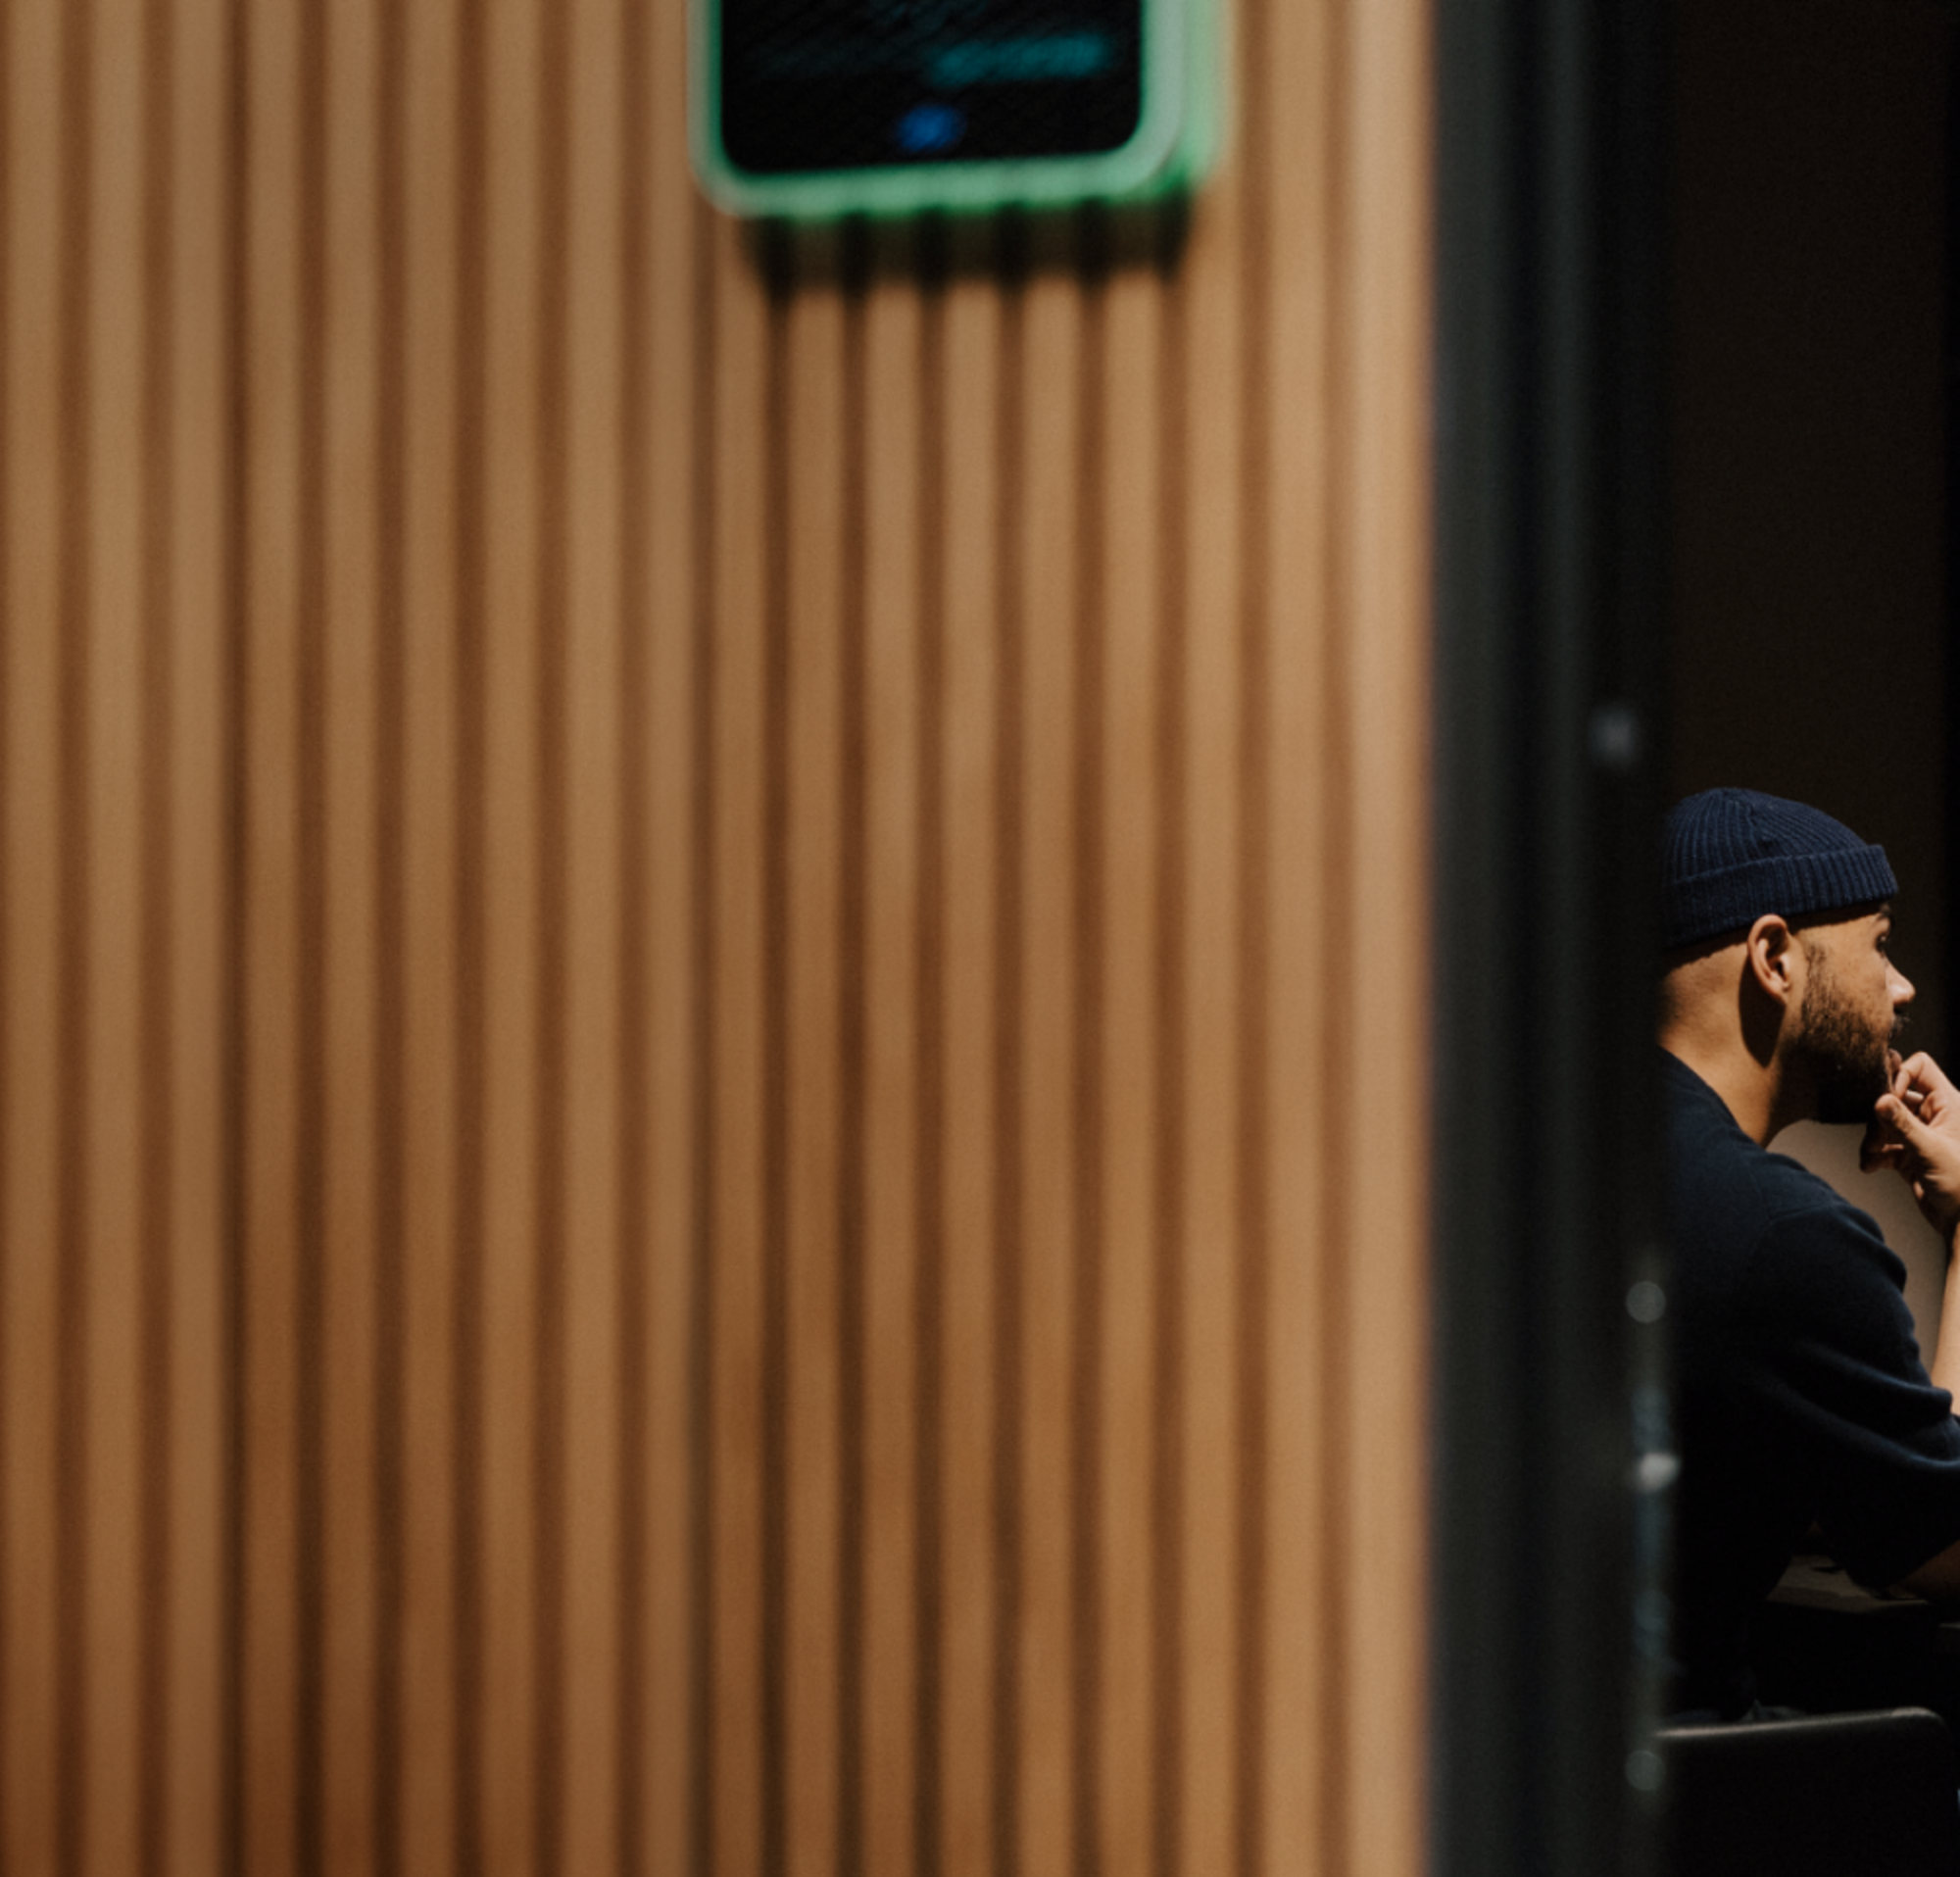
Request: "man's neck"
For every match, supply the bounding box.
[1661,1035,1783,1145]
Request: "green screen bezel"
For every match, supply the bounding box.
[690,0,1219,220]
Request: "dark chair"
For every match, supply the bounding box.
[1658,1705,1960,1876]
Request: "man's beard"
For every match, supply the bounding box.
[1795,949,1896,1124]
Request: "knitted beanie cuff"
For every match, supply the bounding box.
[1665,845,1897,951]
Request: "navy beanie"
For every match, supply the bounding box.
[1661,788,1897,950]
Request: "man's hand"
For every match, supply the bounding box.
[1862,1051,1960,1246]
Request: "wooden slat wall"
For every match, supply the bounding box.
[0,0,1431,1872]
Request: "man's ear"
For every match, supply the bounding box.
[1744,914,1797,1008]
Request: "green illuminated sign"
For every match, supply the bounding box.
[691,0,1219,220]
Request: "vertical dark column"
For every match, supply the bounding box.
[1430,0,1666,1870]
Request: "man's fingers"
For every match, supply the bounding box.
[1901,1052,1959,1099]
[1863,1102,1910,1170]
[1879,1093,1933,1149]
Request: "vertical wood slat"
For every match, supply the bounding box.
[933,224,1005,1877]
[782,227,845,1877]
[84,0,148,1865]
[396,0,463,1864]
[161,2,231,1870]
[858,219,922,1877]
[1339,0,1434,1865]
[238,1,304,1870]
[0,0,1433,1871]
[642,0,697,1868]
[709,194,770,1877]
[1093,247,1162,1877]
[1260,0,1341,1862]
[320,4,382,1873]
[1,16,64,1876]
[1011,221,1083,1877]
[562,0,625,1866]
[57,0,97,1869]
[1149,224,1190,1877]
[474,0,544,1866]
[1177,157,1250,1877]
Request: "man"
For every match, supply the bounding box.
[1660,787,1960,1719]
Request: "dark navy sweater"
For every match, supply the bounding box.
[1665,1052,1960,1717]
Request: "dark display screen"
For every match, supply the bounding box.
[718,0,1146,176]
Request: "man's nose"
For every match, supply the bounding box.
[1893,966,1917,1007]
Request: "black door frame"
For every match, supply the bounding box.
[1428,2,1669,1871]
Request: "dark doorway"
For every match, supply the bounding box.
[1666,0,1954,1062]
[1666,0,1960,1509]
[1431,3,1960,1872]
[1430,0,1668,1871]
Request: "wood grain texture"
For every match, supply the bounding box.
[0,0,1432,1870]
[642,4,698,1876]
[158,6,232,1872]
[83,0,149,1866]
[857,218,922,1877]
[933,228,1005,1877]
[10,3,70,1872]
[395,0,465,1865]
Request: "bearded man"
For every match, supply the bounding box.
[1660,788,1960,1719]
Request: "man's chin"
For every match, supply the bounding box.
[1817,1071,1892,1127]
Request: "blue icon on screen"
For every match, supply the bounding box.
[896,102,966,156]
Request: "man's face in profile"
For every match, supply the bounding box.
[1792,906,1914,1124]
